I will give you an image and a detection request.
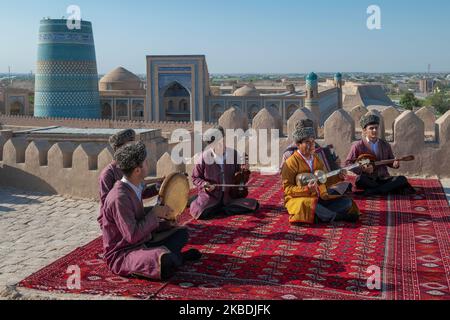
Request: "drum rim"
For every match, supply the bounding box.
[158,172,190,219]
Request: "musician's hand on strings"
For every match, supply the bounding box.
[362,164,374,174]
[393,160,400,169]
[339,169,347,180]
[204,182,216,192]
[308,180,318,190]
[152,205,173,220]
[156,219,173,232]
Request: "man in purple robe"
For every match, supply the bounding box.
[190,126,259,220]
[100,141,201,281]
[345,114,415,196]
[98,129,162,227]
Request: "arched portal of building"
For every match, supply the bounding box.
[287,104,298,119]
[163,82,191,122]
[211,104,222,122]
[132,99,145,120]
[116,99,129,120]
[101,102,112,119]
[9,101,24,115]
[248,105,259,122]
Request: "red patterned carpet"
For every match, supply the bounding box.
[18,174,450,300]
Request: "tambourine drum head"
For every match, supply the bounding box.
[159,173,190,220]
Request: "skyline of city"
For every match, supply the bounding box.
[1,0,450,74]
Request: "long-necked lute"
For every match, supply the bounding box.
[357,154,415,167]
[296,158,371,187]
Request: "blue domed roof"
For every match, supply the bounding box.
[334,72,342,79]
[306,72,318,81]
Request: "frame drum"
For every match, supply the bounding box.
[158,172,190,221]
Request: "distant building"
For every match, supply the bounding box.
[0,87,33,116]
[419,79,435,94]
[98,56,343,124]
[99,67,146,121]
[20,19,394,123]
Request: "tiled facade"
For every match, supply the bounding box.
[34,19,100,119]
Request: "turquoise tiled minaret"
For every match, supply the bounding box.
[334,72,343,108]
[34,19,100,118]
[305,72,320,124]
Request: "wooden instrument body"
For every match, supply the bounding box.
[229,153,251,199]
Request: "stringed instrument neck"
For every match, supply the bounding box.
[325,162,360,179]
[374,155,415,166]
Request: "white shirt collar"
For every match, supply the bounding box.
[121,177,144,201]
[298,150,314,172]
[211,148,227,165]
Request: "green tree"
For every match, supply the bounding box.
[399,92,422,110]
[423,91,450,115]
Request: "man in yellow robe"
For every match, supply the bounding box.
[281,123,360,224]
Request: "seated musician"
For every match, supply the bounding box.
[98,129,163,226]
[281,122,360,224]
[190,125,260,220]
[100,141,201,281]
[281,119,352,193]
[345,114,415,196]
[280,119,341,171]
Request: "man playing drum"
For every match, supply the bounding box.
[98,129,164,227]
[100,141,201,281]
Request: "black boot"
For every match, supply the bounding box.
[344,213,360,223]
[160,253,177,281]
[182,249,202,263]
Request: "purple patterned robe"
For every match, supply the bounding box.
[98,161,158,227]
[100,180,169,280]
[345,139,396,178]
[190,149,259,219]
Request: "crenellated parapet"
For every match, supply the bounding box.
[323,109,355,163]
[415,106,437,133]
[381,106,400,133]
[1,109,449,202]
[320,109,450,178]
[155,108,450,178]
[0,138,111,199]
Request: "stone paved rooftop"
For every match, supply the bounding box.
[0,187,101,299]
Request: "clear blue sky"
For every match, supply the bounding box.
[1,0,449,74]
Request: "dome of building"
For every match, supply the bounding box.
[99,67,143,91]
[306,72,318,81]
[233,84,259,97]
[334,72,342,80]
